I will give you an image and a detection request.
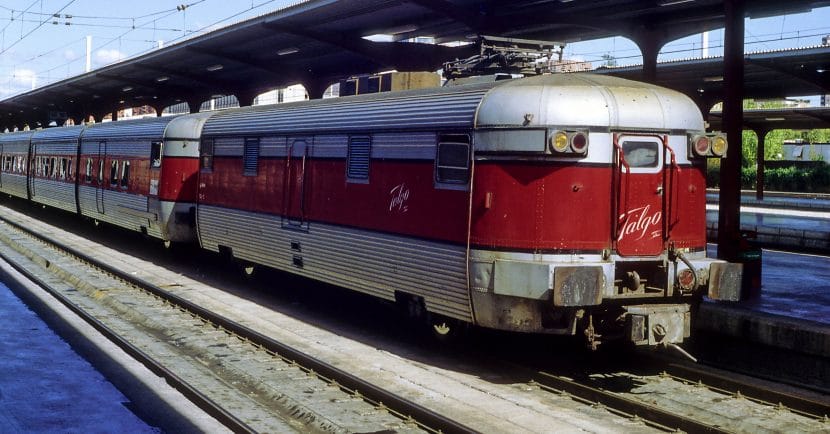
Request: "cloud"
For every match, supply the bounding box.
[12,69,36,87]
[64,49,78,61]
[95,48,125,65]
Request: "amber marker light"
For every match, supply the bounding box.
[711,135,727,157]
[550,131,569,153]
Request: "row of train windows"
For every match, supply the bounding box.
[1,155,26,173]
[82,158,131,188]
[197,134,472,184]
[34,156,74,180]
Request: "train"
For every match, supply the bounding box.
[0,73,744,349]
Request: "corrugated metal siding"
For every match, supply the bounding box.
[0,130,34,145]
[202,85,494,137]
[32,142,77,155]
[30,179,75,212]
[31,125,83,143]
[0,174,27,198]
[81,117,174,142]
[77,184,160,238]
[197,205,472,321]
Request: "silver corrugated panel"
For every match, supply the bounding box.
[101,140,151,158]
[202,84,495,137]
[0,130,34,145]
[30,179,76,212]
[197,205,472,321]
[82,117,174,142]
[77,184,159,238]
[31,125,84,143]
[31,141,77,155]
[0,174,27,198]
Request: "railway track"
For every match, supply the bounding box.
[0,213,473,433]
[499,353,830,433]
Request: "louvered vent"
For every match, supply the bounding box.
[243,138,259,176]
[347,136,371,181]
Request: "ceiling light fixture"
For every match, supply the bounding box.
[206,64,224,72]
[277,47,299,56]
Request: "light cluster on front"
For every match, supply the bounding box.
[549,130,589,155]
[689,133,728,158]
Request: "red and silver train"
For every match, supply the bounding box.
[0,74,743,348]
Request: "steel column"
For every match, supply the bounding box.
[717,0,745,262]
[755,128,769,200]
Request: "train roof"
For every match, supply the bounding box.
[81,116,178,141]
[0,129,34,144]
[31,124,84,143]
[201,74,704,137]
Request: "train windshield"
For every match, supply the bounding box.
[622,141,658,168]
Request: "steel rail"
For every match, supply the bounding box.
[530,370,731,433]
[0,236,256,434]
[0,214,476,434]
[661,361,830,420]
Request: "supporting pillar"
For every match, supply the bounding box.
[152,104,165,117]
[111,110,119,122]
[235,91,256,107]
[717,0,745,262]
[187,100,202,114]
[303,80,328,100]
[638,36,659,82]
[755,129,770,200]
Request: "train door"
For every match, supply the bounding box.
[96,140,106,214]
[28,144,36,198]
[613,134,667,257]
[282,138,310,230]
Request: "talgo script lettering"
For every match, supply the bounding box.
[618,205,662,241]
[389,183,410,213]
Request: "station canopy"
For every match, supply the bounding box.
[2,0,830,129]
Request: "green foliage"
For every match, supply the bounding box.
[712,164,830,193]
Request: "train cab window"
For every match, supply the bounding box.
[622,141,659,168]
[121,161,130,189]
[346,136,371,182]
[85,158,93,183]
[110,160,119,187]
[200,139,214,171]
[150,141,162,168]
[436,134,471,184]
[243,138,259,176]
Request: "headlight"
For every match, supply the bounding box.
[570,132,588,154]
[692,135,711,156]
[550,131,569,153]
[711,135,727,156]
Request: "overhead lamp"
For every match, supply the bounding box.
[703,76,723,82]
[658,0,694,5]
[277,47,299,56]
[765,117,786,121]
[119,100,125,104]
[206,64,224,72]
[156,76,170,82]
[122,86,133,92]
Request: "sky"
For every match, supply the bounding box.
[0,1,828,102]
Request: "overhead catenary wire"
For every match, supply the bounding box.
[0,0,77,56]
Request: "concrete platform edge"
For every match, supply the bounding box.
[696,302,830,358]
[0,256,231,434]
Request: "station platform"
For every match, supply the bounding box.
[696,246,830,360]
[706,194,830,252]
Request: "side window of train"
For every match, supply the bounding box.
[435,134,471,187]
[110,160,119,187]
[150,141,162,169]
[346,136,371,183]
[243,137,259,176]
[59,158,67,180]
[98,158,103,185]
[121,160,130,189]
[200,139,214,172]
[85,158,93,183]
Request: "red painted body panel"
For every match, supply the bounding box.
[198,157,470,243]
[158,156,199,202]
[198,156,707,253]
